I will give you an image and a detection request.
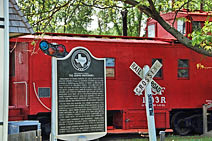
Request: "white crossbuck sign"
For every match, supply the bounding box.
[130,60,162,95]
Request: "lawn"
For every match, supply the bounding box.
[160,135,212,141]
[100,135,212,141]
[122,135,212,141]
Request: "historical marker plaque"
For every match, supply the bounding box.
[52,47,106,140]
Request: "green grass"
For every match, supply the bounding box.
[163,135,212,141]
[117,135,212,141]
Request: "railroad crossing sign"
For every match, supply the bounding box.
[130,62,163,95]
[130,60,162,95]
[130,60,163,141]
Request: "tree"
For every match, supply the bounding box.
[18,0,212,56]
[18,0,145,36]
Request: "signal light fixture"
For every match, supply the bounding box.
[39,40,68,58]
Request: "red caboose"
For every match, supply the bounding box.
[146,10,212,39]
[9,33,212,137]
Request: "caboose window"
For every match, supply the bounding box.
[178,59,189,78]
[192,21,203,31]
[177,18,186,35]
[148,24,155,37]
[106,58,115,78]
[38,87,50,98]
[152,59,162,78]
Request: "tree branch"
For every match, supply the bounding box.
[172,1,190,27]
[116,0,153,17]
[81,1,124,9]
[33,1,74,26]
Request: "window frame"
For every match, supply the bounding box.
[177,18,186,35]
[148,24,156,38]
[152,58,163,80]
[38,87,51,98]
[177,59,189,80]
[192,21,204,32]
[106,57,116,79]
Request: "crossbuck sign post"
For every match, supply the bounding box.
[130,60,162,141]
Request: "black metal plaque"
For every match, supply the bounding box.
[57,47,106,135]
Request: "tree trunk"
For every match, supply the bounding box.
[121,9,128,36]
[137,12,143,37]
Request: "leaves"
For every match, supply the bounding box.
[17,0,145,36]
[191,20,212,52]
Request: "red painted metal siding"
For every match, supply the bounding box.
[29,50,52,114]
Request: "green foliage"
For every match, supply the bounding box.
[17,0,145,36]
[18,0,94,33]
[157,0,212,13]
[92,7,122,35]
[191,20,212,51]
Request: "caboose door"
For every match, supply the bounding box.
[9,42,29,108]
